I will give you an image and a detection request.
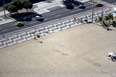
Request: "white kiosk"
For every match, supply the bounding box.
[112,8,116,17]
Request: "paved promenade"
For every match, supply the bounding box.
[0,8,113,49]
[0,23,116,77]
[0,0,115,48]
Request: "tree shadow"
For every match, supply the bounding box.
[93,23,116,31]
[30,0,45,3]
[0,0,45,7]
[62,0,84,9]
[62,1,74,9]
[0,0,12,6]
[102,25,116,31]
[71,0,84,6]
[10,12,40,21]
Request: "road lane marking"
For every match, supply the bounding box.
[55,14,61,17]
[50,12,57,15]
[69,5,93,14]
[29,22,36,25]
[1,29,8,32]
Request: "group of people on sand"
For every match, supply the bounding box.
[32,32,40,40]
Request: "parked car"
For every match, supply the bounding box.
[15,22,24,27]
[63,1,74,9]
[79,4,86,9]
[35,15,44,21]
[107,52,116,61]
[66,3,74,9]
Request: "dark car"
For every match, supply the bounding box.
[66,3,74,9]
[23,17,32,21]
[63,1,74,9]
[35,15,44,21]
[79,4,86,9]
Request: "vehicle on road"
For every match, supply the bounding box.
[66,3,74,9]
[79,4,86,9]
[63,1,74,9]
[35,15,44,21]
[95,3,103,7]
[107,52,116,62]
[15,22,24,27]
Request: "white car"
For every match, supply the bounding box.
[35,15,44,21]
[107,52,116,61]
[79,4,86,9]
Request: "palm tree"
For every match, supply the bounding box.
[112,21,116,27]
[108,13,114,24]
[104,15,110,25]
[98,16,103,24]
[108,13,114,21]
[102,20,107,26]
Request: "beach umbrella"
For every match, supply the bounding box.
[84,16,88,20]
[112,8,116,12]
[108,52,116,57]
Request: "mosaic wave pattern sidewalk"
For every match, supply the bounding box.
[0,9,113,49]
[33,0,91,14]
[33,1,65,14]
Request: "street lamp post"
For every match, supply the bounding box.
[91,0,94,23]
[3,0,6,17]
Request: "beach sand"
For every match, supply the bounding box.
[0,23,116,77]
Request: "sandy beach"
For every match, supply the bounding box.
[0,23,116,77]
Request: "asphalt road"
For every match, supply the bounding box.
[102,0,116,4]
[0,1,96,35]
